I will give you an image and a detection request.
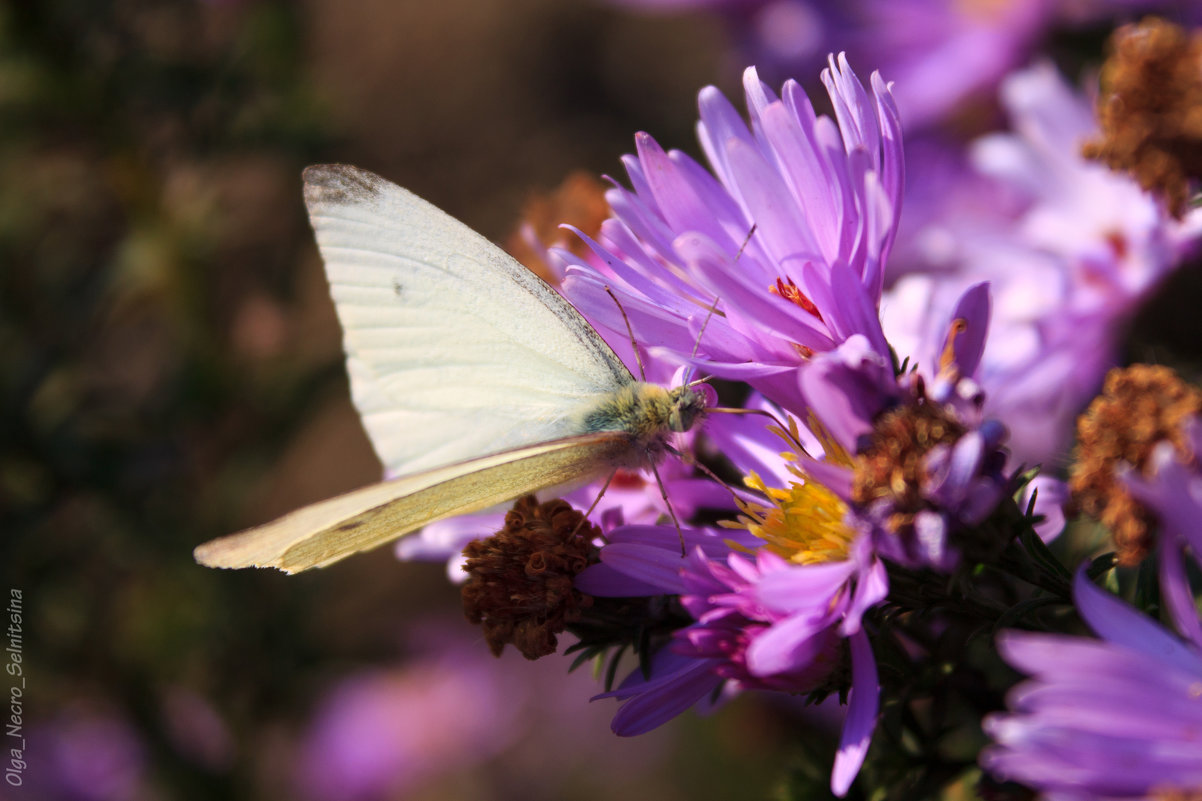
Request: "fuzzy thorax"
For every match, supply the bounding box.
[579,382,708,469]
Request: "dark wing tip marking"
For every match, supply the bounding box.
[303,164,385,208]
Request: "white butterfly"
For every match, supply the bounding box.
[194,164,708,573]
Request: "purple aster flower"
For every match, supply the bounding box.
[981,568,1202,798]
[578,524,879,796]
[883,61,1202,467]
[555,57,903,412]
[575,287,1024,794]
[796,282,1025,569]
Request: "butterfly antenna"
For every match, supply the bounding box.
[689,294,722,364]
[706,406,809,454]
[680,225,754,378]
[605,285,647,382]
[734,223,758,262]
[686,224,754,363]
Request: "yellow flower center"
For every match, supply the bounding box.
[724,415,857,565]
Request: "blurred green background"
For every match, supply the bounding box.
[0,2,813,799]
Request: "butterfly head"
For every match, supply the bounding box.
[667,384,709,433]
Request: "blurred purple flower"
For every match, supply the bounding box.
[297,642,519,801]
[556,57,902,412]
[22,706,149,801]
[295,625,672,801]
[606,0,1044,126]
[982,568,1202,798]
[1119,417,1202,645]
[604,0,1202,127]
[883,61,1202,467]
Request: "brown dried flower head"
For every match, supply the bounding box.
[461,495,597,660]
[1082,17,1202,218]
[1069,364,1202,564]
[504,172,610,284]
[851,395,967,535]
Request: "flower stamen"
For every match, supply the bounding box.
[770,276,824,320]
[727,421,856,565]
[852,400,967,534]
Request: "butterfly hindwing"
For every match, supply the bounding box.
[193,433,631,573]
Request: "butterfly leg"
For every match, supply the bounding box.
[646,461,688,556]
[572,468,618,542]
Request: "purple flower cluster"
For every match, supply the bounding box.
[393,26,1202,800]
[580,533,880,795]
[539,59,1039,795]
[883,62,1202,467]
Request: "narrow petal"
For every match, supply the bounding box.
[605,658,724,736]
[595,543,690,595]
[755,560,856,613]
[1073,569,1202,674]
[831,628,879,796]
[745,611,831,676]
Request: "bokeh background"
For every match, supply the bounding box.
[0,3,784,800]
[5,1,1202,800]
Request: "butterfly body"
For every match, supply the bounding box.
[580,383,708,467]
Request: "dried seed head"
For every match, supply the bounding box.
[1082,17,1202,218]
[1070,364,1202,564]
[852,399,968,535]
[504,172,610,283]
[461,495,597,660]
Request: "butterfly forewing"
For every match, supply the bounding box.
[304,165,633,476]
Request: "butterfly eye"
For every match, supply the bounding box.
[668,390,707,433]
